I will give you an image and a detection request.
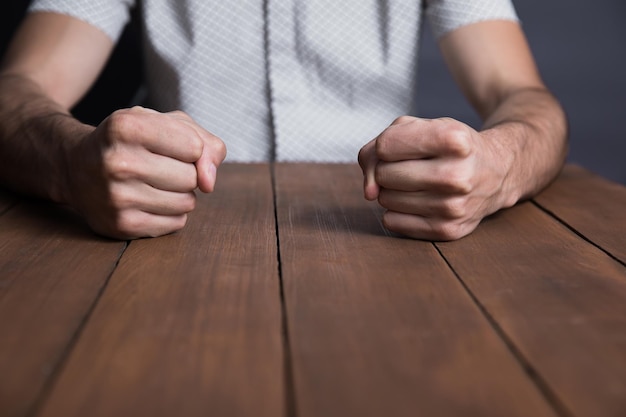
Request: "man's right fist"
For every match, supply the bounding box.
[64,106,226,239]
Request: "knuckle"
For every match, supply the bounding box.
[214,138,227,159]
[181,192,197,212]
[373,164,389,187]
[187,137,204,160]
[114,217,133,236]
[436,165,473,195]
[450,175,473,195]
[202,135,227,162]
[441,197,469,219]
[429,221,463,241]
[437,120,472,157]
[103,149,135,181]
[183,171,199,191]
[109,210,140,238]
[377,189,391,209]
[375,134,393,160]
[381,211,396,231]
[175,214,189,230]
[376,117,417,160]
[106,110,137,141]
[392,115,414,125]
[107,184,133,209]
[154,214,188,237]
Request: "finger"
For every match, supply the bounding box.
[375,159,432,191]
[111,181,197,216]
[139,152,199,192]
[193,128,226,193]
[139,191,196,216]
[137,212,189,238]
[108,210,189,239]
[357,138,380,200]
[196,154,217,193]
[377,189,467,219]
[105,142,199,192]
[112,108,226,193]
[109,107,205,163]
[376,117,472,162]
[164,109,227,167]
[382,210,476,241]
[375,159,473,194]
[162,110,227,193]
[162,110,227,192]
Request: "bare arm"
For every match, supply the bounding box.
[440,20,568,201]
[0,12,114,200]
[0,12,226,239]
[359,21,568,240]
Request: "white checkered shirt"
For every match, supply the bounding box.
[29,0,518,162]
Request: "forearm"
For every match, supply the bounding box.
[480,87,568,206]
[0,73,92,202]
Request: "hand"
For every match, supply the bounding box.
[358,116,516,241]
[64,106,226,239]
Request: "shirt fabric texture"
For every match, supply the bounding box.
[29,0,518,162]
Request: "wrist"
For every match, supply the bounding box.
[53,117,95,205]
[479,124,524,209]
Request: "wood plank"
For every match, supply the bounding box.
[0,203,126,417]
[436,202,626,417]
[533,165,626,264]
[36,164,285,417]
[274,163,558,417]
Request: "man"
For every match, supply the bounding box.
[0,1,567,240]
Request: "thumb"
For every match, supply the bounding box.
[196,135,226,193]
[196,145,217,193]
[358,138,380,201]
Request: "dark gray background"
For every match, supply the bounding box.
[416,0,626,184]
[3,1,625,184]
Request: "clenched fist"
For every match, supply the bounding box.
[64,106,226,239]
[359,116,517,241]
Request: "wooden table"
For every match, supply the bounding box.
[1,164,625,417]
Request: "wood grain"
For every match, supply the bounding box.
[437,202,626,417]
[36,164,285,417]
[533,165,626,264]
[0,203,125,417]
[274,163,557,417]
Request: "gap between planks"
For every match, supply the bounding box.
[531,200,626,268]
[431,242,575,417]
[270,162,298,417]
[25,241,131,417]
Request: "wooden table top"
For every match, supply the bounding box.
[1,163,625,417]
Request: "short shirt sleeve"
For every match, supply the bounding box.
[28,0,136,42]
[425,0,519,39]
